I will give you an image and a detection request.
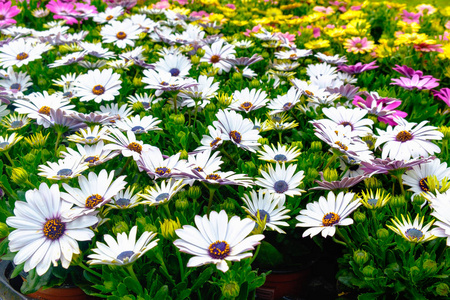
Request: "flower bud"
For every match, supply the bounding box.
[364,177,382,189]
[353,249,369,265]
[362,135,376,150]
[261,51,270,58]
[196,48,206,57]
[367,115,378,124]
[410,266,420,278]
[221,198,235,212]
[362,265,376,277]
[162,104,173,114]
[261,75,269,81]
[376,228,390,240]
[190,55,201,64]
[174,114,185,125]
[249,78,260,88]
[188,186,202,200]
[323,168,339,182]
[0,222,9,239]
[436,283,450,296]
[24,153,36,164]
[179,149,188,160]
[151,101,162,111]
[175,198,189,211]
[390,195,406,209]
[378,121,387,130]
[132,102,145,113]
[216,92,233,108]
[439,126,450,140]
[133,76,144,87]
[232,72,243,81]
[200,62,210,68]
[423,259,438,274]
[243,161,256,174]
[160,218,181,241]
[258,137,269,145]
[112,221,129,235]
[221,281,240,299]
[412,195,426,207]
[354,211,366,223]
[205,102,216,112]
[291,141,303,151]
[11,167,28,185]
[310,141,322,152]
[306,168,319,181]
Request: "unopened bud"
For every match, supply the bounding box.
[160,218,181,241]
[323,168,339,182]
[310,141,322,152]
[188,186,202,200]
[221,281,240,298]
[353,249,369,265]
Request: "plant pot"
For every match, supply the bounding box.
[25,285,93,300]
[256,267,311,300]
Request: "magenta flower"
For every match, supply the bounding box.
[391,74,439,90]
[392,65,424,78]
[338,61,378,74]
[0,2,20,27]
[401,10,421,24]
[433,88,450,107]
[46,0,80,25]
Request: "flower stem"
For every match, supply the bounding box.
[324,153,338,170]
[118,157,132,177]
[249,244,261,264]
[278,131,282,144]
[207,187,216,213]
[125,264,140,283]
[335,227,352,248]
[3,151,14,166]
[173,92,178,115]
[78,262,102,278]
[163,203,171,218]
[397,173,406,196]
[54,130,62,154]
[175,247,185,279]
[220,147,236,165]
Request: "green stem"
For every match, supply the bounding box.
[3,151,14,166]
[78,262,102,278]
[173,92,178,114]
[193,100,199,128]
[397,173,405,196]
[125,264,140,283]
[278,131,282,144]
[54,131,62,154]
[163,203,171,218]
[207,188,216,213]
[25,180,36,189]
[220,148,236,165]
[175,247,185,279]
[118,157,132,177]
[249,244,261,264]
[336,227,352,248]
[324,153,338,170]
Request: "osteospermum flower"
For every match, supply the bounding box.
[344,37,375,54]
[360,189,391,209]
[229,88,269,113]
[73,69,122,103]
[114,115,162,134]
[195,125,225,152]
[0,132,23,152]
[242,190,290,234]
[426,191,450,246]
[0,39,52,68]
[103,128,154,161]
[6,183,97,275]
[200,39,236,74]
[87,226,158,266]
[255,162,305,201]
[38,156,89,180]
[137,148,187,179]
[61,170,127,217]
[257,143,301,163]
[375,117,443,161]
[267,86,302,114]
[296,191,361,238]
[174,210,264,272]
[139,179,186,206]
[108,186,142,210]
[315,106,374,136]
[142,69,197,97]
[386,215,436,243]
[61,141,118,167]
[67,125,109,144]
[154,54,192,78]
[100,19,142,49]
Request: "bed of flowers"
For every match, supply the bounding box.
[0,0,449,299]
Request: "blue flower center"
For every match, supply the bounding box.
[169,68,180,76]
[210,137,221,148]
[84,156,99,164]
[92,84,105,95]
[274,154,287,162]
[405,228,423,240]
[155,193,169,202]
[115,198,130,207]
[117,250,134,261]
[419,178,429,192]
[322,212,340,226]
[10,120,23,129]
[57,168,73,176]
[10,83,21,90]
[208,240,230,259]
[273,180,288,193]
[0,142,9,149]
[86,194,104,209]
[283,102,293,110]
[85,136,96,143]
[206,173,221,180]
[155,167,170,176]
[257,209,270,223]
[367,198,378,206]
[131,126,145,133]
[230,130,241,144]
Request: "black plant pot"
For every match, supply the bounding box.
[0,260,33,300]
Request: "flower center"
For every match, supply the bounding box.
[116,31,127,40]
[210,55,220,63]
[43,218,65,240]
[10,120,23,129]
[160,81,169,86]
[169,68,180,76]
[63,91,73,98]
[240,102,253,111]
[340,121,353,129]
[194,166,203,172]
[0,142,8,149]
[106,15,113,20]
[335,141,348,151]
[305,90,314,96]
[92,84,105,95]
[367,198,378,206]
[155,192,169,202]
[85,194,104,209]
[86,136,96,143]
[208,240,230,259]
[84,156,99,164]
[322,212,340,226]
[38,106,51,116]
[396,130,413,142]
[355,42,363,48]
[230,130,242,143]
[256,209,270,222]
[273,180,289,193]
[349,164,360,171]
[206,173,221,180]
[210,137,221,148]
[0,15,5,21]
[419,177,429,192]
[155,167,170,176]
[131,126,145,133]
[273,154,287,162]
[57,168,73,176]
[16,52,29,60]
[289,53,297,59]
[117,250,134,261]
[283,102,293,110]
[10,83,21,90]
[115,198,130,207]
[405,228,423,240]
[127,142,142,153]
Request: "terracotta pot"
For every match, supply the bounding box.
[256,267,311,300]
[26,285,93,300]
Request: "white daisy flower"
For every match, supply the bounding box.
[87,226,158,266]
[267,86,302,114]
[103,128,154,161]
[255,162,305,202]
[130,14,156,32]
[154,54,192,78]
[315,106,374,136]
[107,186,142,210]
[375,117,443,161]
[137,148,188,179]
[142,69,197,97]
[315,52,348,65]
[0,67,32,96]
[6,183,97,276]
[61,140,119,167]
[38,156,89,180]
[67,125,109,144]
[296,191,361,238]
[174,210,264,272]
[96,103,133,124]
[0,132,23,152]
[127,93,159,110]
[73,69,122,103]
[275,48,312,60]
[48,51,86,68]
[257,143,301,163]
[139,179,186,206]
[307,62,338,82]
[195,125,225,152]
[119,46,146,62]
[229,88,269,113]
[213,109,261,153]
[100,19,142,49]
[78,42,115,59]
[186,149,223,175]
[192,171,253,187]
[339,156,365,178]
[0,113,29,131]
[242,190,290,234]
[200,39,236,74]
[114,115,162,134]
[0,39,52,68]
[232,39,254,48]
[426,191,450,245]
[178,75,220,108]
[61,170,127,217]
[92,6,123,24]
[52,73,78,87]
[386,215,436,243]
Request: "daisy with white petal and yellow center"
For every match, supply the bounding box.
[242,190,290,234]
[174,210,264,273]
[127,93,159,110]
[137,147,188,179]
[387,215,436,243]
[178,75,220,109]
[114,115,162,134]
[6,183,98,276]
[38,156,89,180]
[275,48,312,60]
[79,42,115,59]
[67,125,110,144]
[87,226,158,266]
[255,162,305,202]
[103,128,154,161]
[61,170,127,217]
[107,186,142,210]
[257,143,301,163]
[200,39,236,74]
[375,117,443,161]
[267,86,302,115]
[296,191,361,238]
[100,19,142,49]
[61,140,119,167]
[74,69,122,103]
[229,88,269,113]
[142,69,197,97]
[0,38,52,68]
[139,179,186,206]
[92,6,123,24]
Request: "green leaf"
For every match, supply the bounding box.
[153,285,169,299]
[176,288,191,300]
[191,266,214,291]
[21,268,53,294]
[117,283,128,297]
[124,276,143,295]
[10,262,24,279]
[358,292,384,300]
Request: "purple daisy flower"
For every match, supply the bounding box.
[391,74,439,90]
[392,65,424,78]
[310,173,366,191]
[338,61,378,74]
[433,88,450,107]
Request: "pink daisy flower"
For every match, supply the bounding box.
[46,0,80,25]
[433,88,450,107]
[0,2,20,27]
[344,37,374,54]
[391,75,439,91]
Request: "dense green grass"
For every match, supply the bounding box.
[392,0,448,8]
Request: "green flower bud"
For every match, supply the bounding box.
[410,266,420,278]
[24,153,36,164]
[306,168,319,182]
[439,126,450,140]
[299,69,307,76]
[243,161,256,174]
[221,198,235,212]
[196,48,206,57]
[174,114,185,125]
[323,168,339,182]
[362,265,376,277]
[261,75,269,81]
[423,259,438,274]
[412,195,426,207]
[261,51,270,58]
[377,228,390,240]
[179,149,188,160]
[232,72,243,81]
[390,195,407,209]
[250,78,260,88]
[291,141,303,151]
[188,186,202,200]
[162,104,173,114]
[258,137,269,145]
[160,218,181,241]
[364,177,382,189]
[191,55,201,64]
[151,101,162,111]
[436,283,450,296]
[200,62,210,68]
[205,102,216,112]
[175,198,189,211]
[11,167,29,185]
[112,221,129,235]
[354,211,366,223]
[0,222,9,239]
[221,281,240,299]
[133,76,144,87]
[353,249,369,265]
[304,58,313,65]
[367,115,378,124]
[310,141,322,152]
[378,121,387,130]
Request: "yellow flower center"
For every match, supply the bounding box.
[16,52,29,60]
[396,130,413,142]
[85,194,104,209]
[92,84,105,95]
[43,218,65,240]
[127,142,142,153]
[38,106,51,116]
[116,31,127,40]
[210,55,220,63]
[322,212,340,226]
[208,240,230,259]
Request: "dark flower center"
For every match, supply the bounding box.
[116,31,127,40]
[131,126,145,133]
[127,142,142,153]
[194,166,203,172]
[273,180,289,193]
[84,156,99,164]
[160,81,169,86]
[340,121,353,130]
[396,130,413,142]
[92,84,105,95]
[206,173,221,180]
[43,218,65,240]
[210,55,220,63]
[405,228,423,240]
[0,15,5,21]
[38,106,51,116]
[117,250,134,261]
[367,198,378,206]
[86,136,96,143]
[419,178,429,192]
[335,141,348,151]
[274,154,287,162]
[256,209,270,222]
[289,53,297,59]
[240,102,253,111]
[230,130,242,144]
[208,240,230,259]
[169,68,180,76]
[10,83,21,90]
[57,168,73,176]
[16,52,29,60]
[85,194,104,209]
[304,90,314,96]
[155,167,170,176]
[210,137,221,148]
[63,91,73,98]
[155,193,169,202]
[10,120,23,129]
[115,198,130,207]
[283,102,293,110]
[322,212,340,226]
